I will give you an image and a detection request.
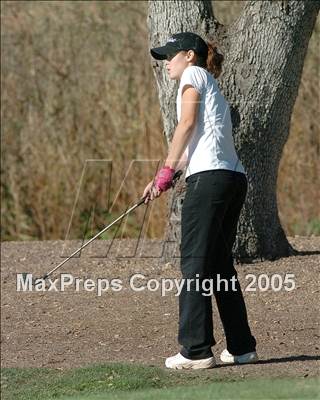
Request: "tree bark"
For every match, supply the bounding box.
[147,0,319,263]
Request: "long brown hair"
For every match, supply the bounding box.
[196,41,224,78]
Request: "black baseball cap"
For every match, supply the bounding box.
[150,32,208,60]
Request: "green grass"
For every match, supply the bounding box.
[293,218,320,236]
[1,363,319,400]
[60,379,320,400]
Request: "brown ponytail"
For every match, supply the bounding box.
[206,42,224,78]
[196,41,224,78]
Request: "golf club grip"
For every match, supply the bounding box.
[172,169,183,184]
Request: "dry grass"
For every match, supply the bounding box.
[277,21,320,236]
[1,1,319,241]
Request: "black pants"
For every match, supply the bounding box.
[179,169,256,360]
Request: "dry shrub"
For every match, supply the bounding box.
[277,19,320,236]
[1,1,167,241]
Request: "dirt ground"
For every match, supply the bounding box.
[1,237,319,380]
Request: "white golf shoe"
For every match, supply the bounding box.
[165,352,216,370]
[220,349,258,364]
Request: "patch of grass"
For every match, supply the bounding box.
[292,218,320,236]
[1,363,171,400]
[1,364,319,400]
[60,378,320,400]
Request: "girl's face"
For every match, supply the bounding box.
[165,50,195,80]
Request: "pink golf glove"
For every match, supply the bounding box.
[155,166,175,192]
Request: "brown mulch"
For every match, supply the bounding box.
[1,236,319,380]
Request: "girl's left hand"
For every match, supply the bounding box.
[142,180,162,204]
[149,185,162,201]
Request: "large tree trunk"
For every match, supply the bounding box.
[147,0,319,263]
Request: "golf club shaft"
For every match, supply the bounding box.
[40,169,183,280]
[41,197,146,280]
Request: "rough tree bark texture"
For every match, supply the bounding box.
[147,0,319,263]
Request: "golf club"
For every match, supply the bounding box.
[30,170,183,285]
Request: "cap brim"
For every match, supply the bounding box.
[150,46,169,60]
[150,45,177,60]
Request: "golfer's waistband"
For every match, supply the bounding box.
[185,169,246,183]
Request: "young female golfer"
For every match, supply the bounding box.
[142,32,257,370]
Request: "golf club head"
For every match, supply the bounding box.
[21,272,49,288]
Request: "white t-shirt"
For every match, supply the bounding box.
[176,65,245,179]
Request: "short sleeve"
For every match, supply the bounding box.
[179,66,205,96]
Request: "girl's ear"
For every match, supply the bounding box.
[186,50,196,62]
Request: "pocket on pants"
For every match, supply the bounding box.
[186,174,201,190]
